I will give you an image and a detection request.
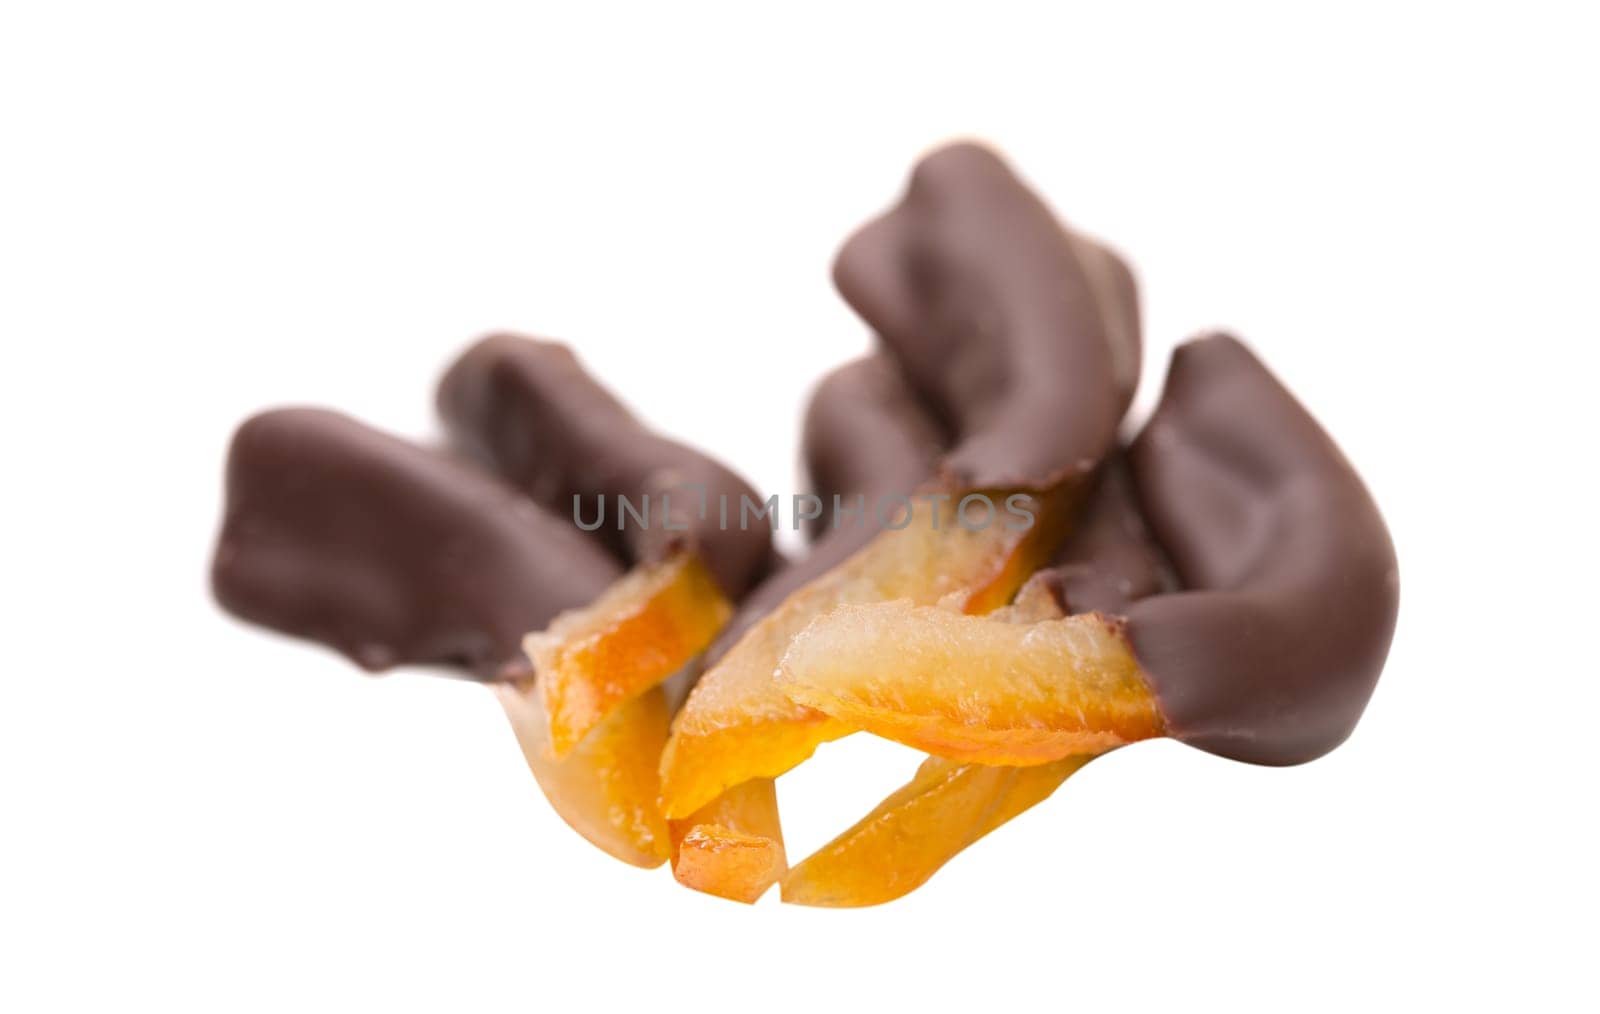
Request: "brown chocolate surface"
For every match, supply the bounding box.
[212,408,620,679]
[834,141,1140,491]
[800,354,945,541]
[1124,335,1400,765]
[1027,456,1173,617]
[438,334,777,598]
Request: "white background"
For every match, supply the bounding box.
[3,3,1596,1011]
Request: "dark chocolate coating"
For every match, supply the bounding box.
[834,141,1140,490]
[437,334,776,599]
[212,408,620,679]
[706,355,943,663]
[800,354,945,542]
[1125,335,1400,765]
[1028,456,1172,617]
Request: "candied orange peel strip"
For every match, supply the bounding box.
[526,551,731,757]
[777,599,1164,765]
[976,754,1092,835]
[495,679,672,869]
[781,754,1089,907]
[780,582,1093,907]
[658,487,1072,819]
[668,778,786,904]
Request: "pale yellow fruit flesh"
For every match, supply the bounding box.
[777,600,1163,765]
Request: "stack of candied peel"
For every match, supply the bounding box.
[213,143,1399,906]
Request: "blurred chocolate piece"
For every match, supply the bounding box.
[212,408,620,679]
[800,354,944,542]
[1125,335,1400,765]
[1024,457,1172,617]
[438,334,777,599]
[834,141,1140,490]
[707,355,943,663]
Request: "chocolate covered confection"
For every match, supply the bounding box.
[800,354,944,542]
[207,140,1402,906]
[438,334,777,599]
[212,408,620,679]
[1125,334,1400,765]
[834,141,1140,491]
